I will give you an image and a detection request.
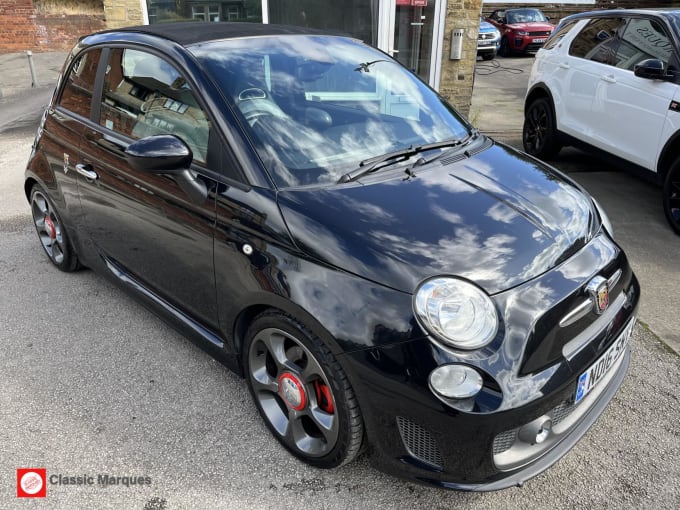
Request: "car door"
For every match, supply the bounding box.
[588,16,679,171]
[560,17,628,141]
[39,48,103,224]
[75,47,220,331]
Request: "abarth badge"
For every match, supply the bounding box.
[586,276,609,314]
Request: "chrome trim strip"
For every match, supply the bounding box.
[562,292,627,360]
[559,299,592,328]
[608,269,622,290]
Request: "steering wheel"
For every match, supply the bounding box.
[236,87,278,125]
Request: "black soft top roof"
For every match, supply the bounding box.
[110,22,332,47]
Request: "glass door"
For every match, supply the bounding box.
[391,0,439,84]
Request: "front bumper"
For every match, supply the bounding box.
[339,234,639,490]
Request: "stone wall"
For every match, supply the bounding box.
[439,0,483,117]
[104,0,143,29]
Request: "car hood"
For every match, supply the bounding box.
[277,141,595,295]
[479,21,498,33]
[506,22,554,32]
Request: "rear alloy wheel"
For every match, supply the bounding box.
[523,97,561,159]
[30,185,80,272]
[663,158,680,235]
[244,311,363,468]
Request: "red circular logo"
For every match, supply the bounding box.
[278,373,306,411]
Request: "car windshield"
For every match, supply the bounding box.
[191,35,470,188]
[507,9,547,24]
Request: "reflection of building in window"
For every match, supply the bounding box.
[99,49,210,163]
[146,0,262,24]
[569,17,625,62]
[616,19,672,70]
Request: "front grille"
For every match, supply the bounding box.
[529,31,551,37]
[479,33,496,40]
[396,416,443,469]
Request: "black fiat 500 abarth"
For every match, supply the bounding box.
[25,22,639,490]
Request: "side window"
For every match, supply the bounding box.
[543,20,580,51]
[59,49,102,118]
[99,48,211,164]
[569,17,627,66]
[615,18,674,71]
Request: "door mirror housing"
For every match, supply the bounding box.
[125,134,192,173]
[125,135,207,203]
[634,58,670,80]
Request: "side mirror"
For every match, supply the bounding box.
[125,134,192,173]
[125,135,207,203]
[634,58,669,80]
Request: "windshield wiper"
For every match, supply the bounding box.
[337,133,476,184]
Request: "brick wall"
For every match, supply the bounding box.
[0,0,106,53]
[439,0,484,117]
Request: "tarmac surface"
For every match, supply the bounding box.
[0,51,679,509]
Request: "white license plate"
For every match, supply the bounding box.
[532,38,547,44]
[574,318,635,404]
[479,40,494,46]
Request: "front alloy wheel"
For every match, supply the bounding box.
[523,97,561,159]
[245,311,363,468]
[663,159,680,235]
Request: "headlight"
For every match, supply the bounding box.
[414,277,498,350]
[493,30,501,41]
[517,31,529,36]
[592,198,614,238]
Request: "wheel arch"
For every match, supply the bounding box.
[230,298,347,366]
[656,131,680,185]
[525,84,556,118]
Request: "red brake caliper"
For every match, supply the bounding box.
[44,216,56,240]
[314,380,334,414]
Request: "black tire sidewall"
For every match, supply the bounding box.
[663,160,680,235]
[243,311,363,469]
[523,97,561,159]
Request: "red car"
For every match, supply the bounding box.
[487,8,555,56]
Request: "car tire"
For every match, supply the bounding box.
[523,97,562,159]
[499,37,511,57]
[663,158,680,235]
[482,52,496,61]
[29,184,81,272]
[244,310,364,468]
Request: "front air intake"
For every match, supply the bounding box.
[396,416,443,469]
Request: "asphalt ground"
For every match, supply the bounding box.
[0,53,679,508]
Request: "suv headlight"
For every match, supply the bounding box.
[517,31,529,36]
[414,277,498,350]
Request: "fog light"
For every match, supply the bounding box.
[519,416,552,445]
[429,364,483,400]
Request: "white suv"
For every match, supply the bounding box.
[523,9,680,234]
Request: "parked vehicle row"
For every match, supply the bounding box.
[486,8,554,57]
